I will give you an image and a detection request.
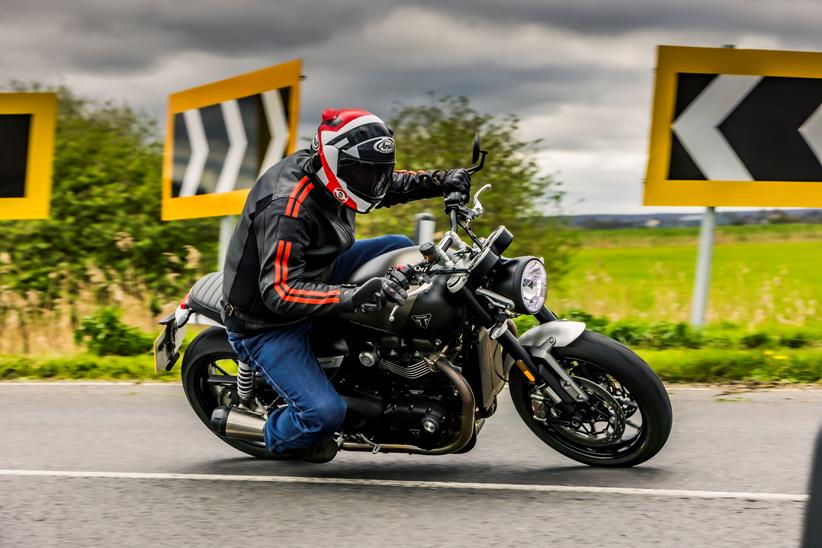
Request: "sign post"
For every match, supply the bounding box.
[0,92,57,220]
[644,45,822,325]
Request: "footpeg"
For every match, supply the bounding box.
[211,406,266,442]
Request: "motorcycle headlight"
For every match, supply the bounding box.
[490,257,548,314]
[519,259,547,313]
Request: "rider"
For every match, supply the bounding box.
[213,108,471,462]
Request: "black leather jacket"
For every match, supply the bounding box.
[222,149,442,331]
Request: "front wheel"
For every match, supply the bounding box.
[509,331,672,467]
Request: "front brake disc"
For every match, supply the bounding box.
[547,377,626,447]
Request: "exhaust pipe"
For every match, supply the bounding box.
[211,406,266,442]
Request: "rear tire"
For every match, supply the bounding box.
[509,330,672,467]
[180,327,283,460]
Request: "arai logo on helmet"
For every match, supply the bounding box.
[333,188,348,203]
[374,137,394,154]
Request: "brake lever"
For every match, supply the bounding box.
[388,281,433,322]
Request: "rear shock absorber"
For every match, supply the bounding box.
[236,361,254,403]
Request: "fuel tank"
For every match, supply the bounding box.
[340,247,466,337]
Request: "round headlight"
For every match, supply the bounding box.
[520,259,547,313]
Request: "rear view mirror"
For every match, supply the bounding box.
[472,133,481,164]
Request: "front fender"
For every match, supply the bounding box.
[504,320,586,371]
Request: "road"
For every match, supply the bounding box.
[0,383,819,547]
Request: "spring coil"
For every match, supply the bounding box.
[236,361,254,402]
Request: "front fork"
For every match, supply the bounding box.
[460,288,587,409]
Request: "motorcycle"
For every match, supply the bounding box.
[154,135,672,467]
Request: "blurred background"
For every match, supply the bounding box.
[0,1,819,386]
[2,2,822,548]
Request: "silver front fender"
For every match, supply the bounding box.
[504,320,586,371]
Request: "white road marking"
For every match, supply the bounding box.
[0,469,807,502]
[672,75,760,181]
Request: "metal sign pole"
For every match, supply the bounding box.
[414,212,436,244]
[218,215,237,270]
[690,44,735,328]
[690,206,716,326]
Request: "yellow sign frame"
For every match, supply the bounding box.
[0,92,57,219]
[644,46,822,206]
[161,59,302,220]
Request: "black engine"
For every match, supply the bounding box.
[335,352,463,450]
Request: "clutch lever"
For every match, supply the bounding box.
[388,281,433,322]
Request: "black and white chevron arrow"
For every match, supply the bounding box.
[669,74,822,182]
[171,88,291,197]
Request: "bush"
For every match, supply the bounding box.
[642,348,822,384]
[739,331,772,349]
[603,319,651,346]
[74,307,153,356]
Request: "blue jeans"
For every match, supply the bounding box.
[227,234,413,453]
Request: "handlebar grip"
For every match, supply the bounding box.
[352,277,383,306]
[445,191,466,206]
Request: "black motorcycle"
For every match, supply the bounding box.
[154,136,672,467]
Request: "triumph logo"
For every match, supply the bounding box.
[411,313,432,329]
[374,137,394,154]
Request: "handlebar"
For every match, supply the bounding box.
[388,281,433,322]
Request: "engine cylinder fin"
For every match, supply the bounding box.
[380,359,432,379]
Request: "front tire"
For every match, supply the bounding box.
[509,331,672,467]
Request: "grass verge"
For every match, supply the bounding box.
[0,354,176,381]
[3,347,822,385]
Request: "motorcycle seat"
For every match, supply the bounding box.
[187,271,349,357]
[188,271,223,324]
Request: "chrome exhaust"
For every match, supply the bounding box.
[211,406,266,442]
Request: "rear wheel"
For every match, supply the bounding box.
[509,331,672,467]
[180,327,285,459]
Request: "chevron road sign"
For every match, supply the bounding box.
[0,92,57,219]
[644,46,822,206]
[161,59,301,220]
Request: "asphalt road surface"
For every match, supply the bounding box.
[1,382,819,547]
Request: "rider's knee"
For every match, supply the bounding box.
[305,395,347,435]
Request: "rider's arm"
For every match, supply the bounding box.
[377,170,444,208]
[255,200,355,317]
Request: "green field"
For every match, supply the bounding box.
[550,223,822,327]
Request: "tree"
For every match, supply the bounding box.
[358,95,577,283]
[0,84,218,324]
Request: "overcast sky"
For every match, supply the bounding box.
[2,0,819,214]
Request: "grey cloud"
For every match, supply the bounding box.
[3,0,398,72]
[414,0,822,43]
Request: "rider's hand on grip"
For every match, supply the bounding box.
[440,168,471,205]
[378,276,407,306]
[339,278,383,312]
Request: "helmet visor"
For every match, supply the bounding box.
[338,158,394,202]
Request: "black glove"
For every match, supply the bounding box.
[376,267,411,306]
[438,169,471,205]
